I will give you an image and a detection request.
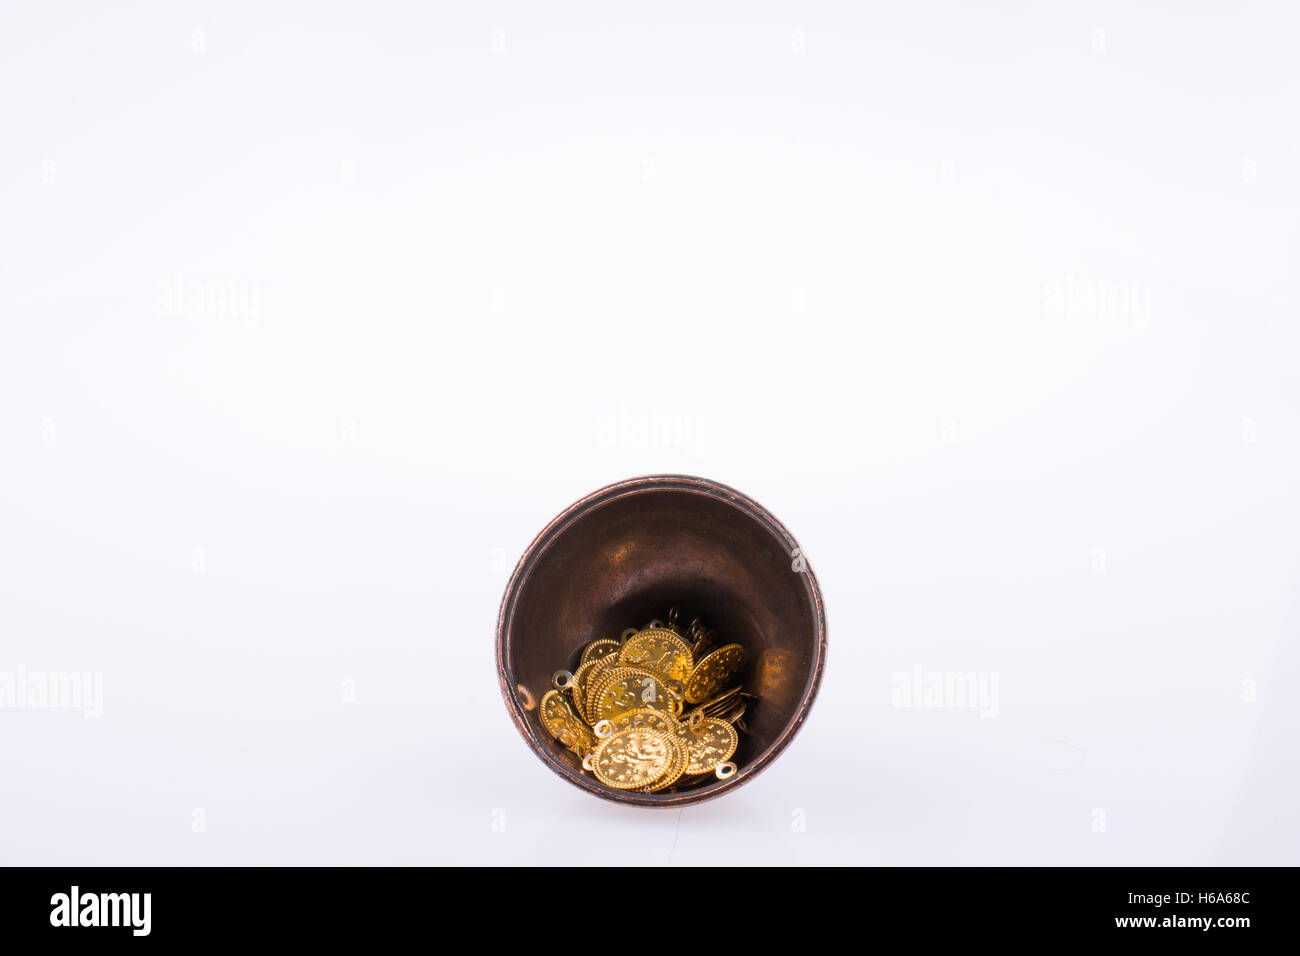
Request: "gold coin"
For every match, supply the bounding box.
[681,717,738,775]
[590,666,679,723]
[539,690,595,753]
[608,707,682,737]
[542,613,751,791]
[619,628,694,683]
[684,643,745,703]
[538,689,572,737]
[570,659,604,718]
[591,727,678,790]
[579,638,622,666]
[645,732,690,791]
[582,654,621,724]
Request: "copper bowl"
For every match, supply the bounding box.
[496,474,827,807]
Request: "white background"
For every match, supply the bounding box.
[2,1,1297,865]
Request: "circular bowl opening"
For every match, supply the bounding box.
[496,474,827,807]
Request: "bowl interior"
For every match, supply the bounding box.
[498,477,825,806]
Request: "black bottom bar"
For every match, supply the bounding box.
[0,866,1283,943]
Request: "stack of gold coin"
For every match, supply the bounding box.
[537,608,750,793]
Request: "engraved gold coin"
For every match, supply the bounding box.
[591,727,677,790]
[644,732,690,792]
[570,658,605,718]
[538,689,572,737]
[680,716,738,775]
[538,610,750,793]
[684,643,745,703]
[539,689,595,753]
[582,654,621,724]
[619,628,694,683]
[579,638,622,666]
[608,707,682,738]
[590,666,679,723]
